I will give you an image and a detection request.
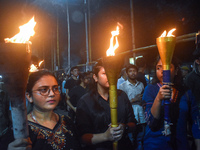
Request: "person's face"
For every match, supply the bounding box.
[127,67,138,80]
[83,76,89,86]
[71,69,79,77]
[93,67,109,89]
[181,70,188,77]
[27,75,60,112]
[156,59,176,83]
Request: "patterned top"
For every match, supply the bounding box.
[0,114,81,150]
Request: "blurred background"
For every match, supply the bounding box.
[0,0,199,74]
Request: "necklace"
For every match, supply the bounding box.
[31,112,39,124]
[30,112,58,124]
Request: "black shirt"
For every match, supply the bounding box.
[64,77,79,92]
[136,72,147,88]
[76,90,137,150]
[69,85,87,107]
[185,70,200,106]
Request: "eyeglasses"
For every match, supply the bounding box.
[32,85,60,96]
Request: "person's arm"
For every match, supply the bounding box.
[187,90,200,149]
[195,139,200,150]
[130,94,143,104]
[151,85,171,119]
[8,138,32,150]
[66,96,76,112]
[65,89,69,98]
[81,124,124,145]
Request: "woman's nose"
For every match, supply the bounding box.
[48,89,55,96]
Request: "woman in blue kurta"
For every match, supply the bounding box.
[143,57,200,150]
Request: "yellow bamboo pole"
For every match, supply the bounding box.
[102,55,124,150]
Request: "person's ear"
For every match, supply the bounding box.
[93,74,98,82]
[26,92,33,103]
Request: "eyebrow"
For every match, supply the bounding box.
[156,65,162,67]
[37,85,59,88]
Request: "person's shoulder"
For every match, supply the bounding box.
[144,83,158,91]
[59,114,74,125]
[120,80,128,87]
[66,77,73,82]
[80,92,90,99]
[117,89,128,97]
[137,80,144,86]
[76,92,92,105]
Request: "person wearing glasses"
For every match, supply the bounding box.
[0,70,80,150]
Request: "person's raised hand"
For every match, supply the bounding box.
[156,85,171,102]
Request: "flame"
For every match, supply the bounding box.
[159,28,176,37]
[29,64,38,72]
[4,17,36,44]
[106,26,119,56]
[39,60,44,67]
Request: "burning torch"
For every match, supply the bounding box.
[0,17,36,139]
[102,25,124,150]
[156,28,176,136]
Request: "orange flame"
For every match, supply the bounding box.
[159,28,176,37]
[106,26,119,56]
[39,60,44,67]
[29,64,38,72]
[4,17,36,44]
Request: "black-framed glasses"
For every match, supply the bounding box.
[32,85,61,96]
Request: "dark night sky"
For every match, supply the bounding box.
[0,0,200,71]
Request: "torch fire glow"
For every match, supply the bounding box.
[156,28,176,136]
[102,25,123,150]
[0,16,36,139]
[29,60,44,72]
[4,17,36,44]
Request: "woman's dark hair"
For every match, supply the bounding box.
[26,70,57,96]
[88,60,104,93]
[88,60,110,127]
[93,60,103,77]
[77,72,88,85]
[152,56,183,91]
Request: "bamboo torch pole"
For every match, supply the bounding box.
[102,25,123,150]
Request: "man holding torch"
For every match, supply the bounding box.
[76,60,137,150]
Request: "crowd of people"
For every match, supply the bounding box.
[0,55,200,150]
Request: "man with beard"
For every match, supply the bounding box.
[119,64,145,149]
[119,64,145,123]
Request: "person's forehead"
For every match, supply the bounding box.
[36,76,57,85]
[72,68,78,71]
[34,76,57,86]
[128,67,137,71]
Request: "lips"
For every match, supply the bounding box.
[47,100,56,103]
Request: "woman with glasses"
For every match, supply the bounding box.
[0,70,80,150]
